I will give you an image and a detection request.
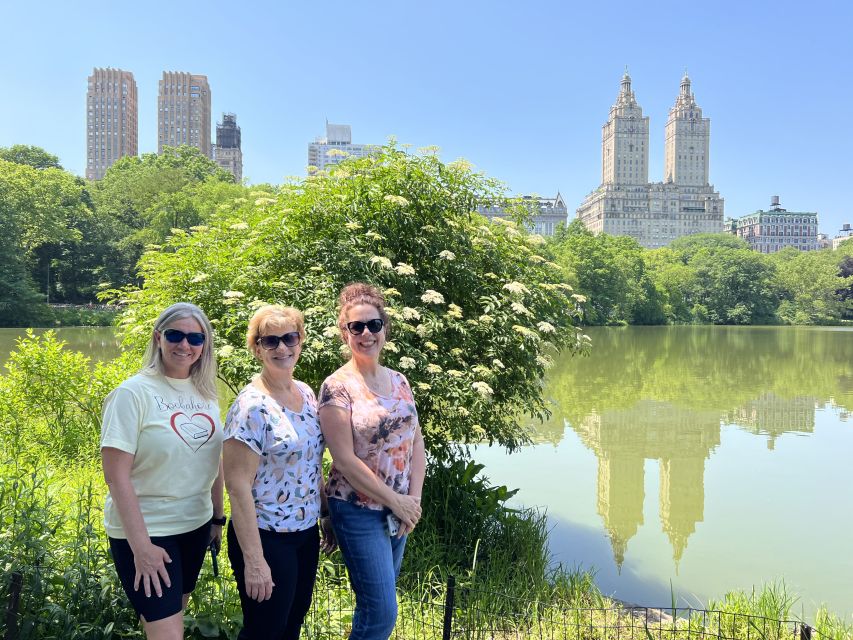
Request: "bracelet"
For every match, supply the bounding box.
[211,515,227,526]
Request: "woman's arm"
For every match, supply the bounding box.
[102,447,173,598]
[317,476,337,554]
[398,426,426,537]
[209,457,225,550]
[223,439,274,602]
[319,405,421,528]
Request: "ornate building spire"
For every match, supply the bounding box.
[616,68,637,109]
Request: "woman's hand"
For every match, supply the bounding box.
[244,558,275,602]
[209,524,223,554]
[319,516,337,554]
[133,541,173,597]
[389,494,422,531]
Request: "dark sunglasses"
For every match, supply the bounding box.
[161,328,206,346]
[346,318,384,336]
[257,332,301,350]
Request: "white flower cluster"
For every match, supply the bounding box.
[426,364,442,374]
[421,290,445,305]
[447,304,463,319]
[510,302,533,317]
[472,381,494,397]
[383,194,410,207]
[399,357,416,370]
[438,250,456,261]
[503,281,530,296]
[395,262,416,276]
[369,255,393,270]
[536,321,556,334]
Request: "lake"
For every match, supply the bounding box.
[475,326,853,618]
[1,325,850,617]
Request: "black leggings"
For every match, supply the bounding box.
[227,522,320,640]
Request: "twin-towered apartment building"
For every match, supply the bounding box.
[85,68,241,181]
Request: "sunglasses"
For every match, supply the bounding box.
[257,332,301,350]
[346,318,384,336]
[161,328,206,346]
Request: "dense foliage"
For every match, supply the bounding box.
[550,222,853,325]
[109,146,586,457]
[0,145,238,325]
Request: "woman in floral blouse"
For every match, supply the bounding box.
[224,305,335,640]
[318,283,426,640]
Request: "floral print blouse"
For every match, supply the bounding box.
[224,380,324,532]
[319,367,419,510]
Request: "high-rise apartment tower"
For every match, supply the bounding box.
[86,68,138,180]
[308,123,377,173]
[158,71,212,157]
[214,113,242,182]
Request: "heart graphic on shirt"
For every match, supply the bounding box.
[170,412,215,452]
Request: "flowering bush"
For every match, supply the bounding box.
[110,145,586,458]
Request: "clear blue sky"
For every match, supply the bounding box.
[2,0,852,233]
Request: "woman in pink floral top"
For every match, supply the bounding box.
[319,283,425,640]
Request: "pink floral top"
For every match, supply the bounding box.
[319,367,419,510]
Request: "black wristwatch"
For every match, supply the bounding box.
[211,515,227,526]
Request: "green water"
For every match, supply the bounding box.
[475,326,853,618]
[2,325,851,618]
[0,327,120,367]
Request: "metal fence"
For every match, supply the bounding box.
[1,566,825,640]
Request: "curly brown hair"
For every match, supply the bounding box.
[337,282,391,339]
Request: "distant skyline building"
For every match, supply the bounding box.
[308,122,376,173]
[214,113,242,182]
[477,193,568,236]
[86,68,137,180]
[576,72,725,248]
[832,223,853,250]
[158,71,211,157]
[729,196,818,253]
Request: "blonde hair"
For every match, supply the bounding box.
[246,305,306,353]
[141,302,218,400]
[337,282,391,340]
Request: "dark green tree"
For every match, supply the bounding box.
[0,144,62,170]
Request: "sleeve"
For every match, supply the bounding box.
[224,391,268,456]
[318,375,352,411]
[100,385,143,454]
[296,381,318,412]
[396,372,420,424]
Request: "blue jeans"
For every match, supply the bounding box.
[328,499,407,640]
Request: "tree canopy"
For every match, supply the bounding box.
[111,147,588,458]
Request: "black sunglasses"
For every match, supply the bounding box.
[346,318,384,336]
[257,332,301,350]
[161,328,206,346]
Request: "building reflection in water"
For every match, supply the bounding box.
[532,326,853,570]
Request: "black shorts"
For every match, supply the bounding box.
[109,520,211,623]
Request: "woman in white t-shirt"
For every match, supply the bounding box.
[223,305,335,640]
[101,302,225,639]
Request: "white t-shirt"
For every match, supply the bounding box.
[101,372,223,538]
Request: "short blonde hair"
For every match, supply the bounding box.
[246,305,305,353]
[141,302,218,400]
